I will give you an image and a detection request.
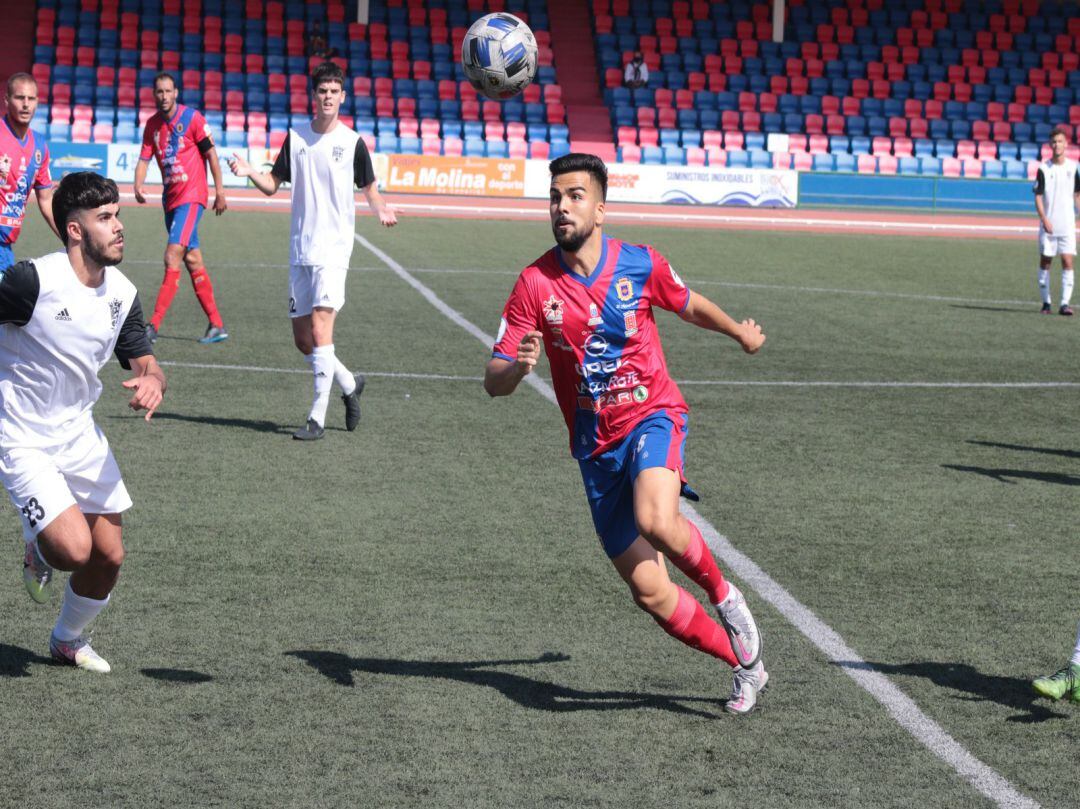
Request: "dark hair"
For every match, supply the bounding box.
[153,72,177,90]
[6,72,36,97]
[549,153,608,201]
[1049,126,1069,142]
[311,61,345,89]
[53,172,120,245]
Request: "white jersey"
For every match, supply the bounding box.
[0,251,151,450]
[270,120,377,269]
[1034,158,1080,236]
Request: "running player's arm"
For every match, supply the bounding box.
[134,124,155,204]
[679,291,765,354]
[1034,168,1051,233]
[0,261,39,324]
[485,273,542,396]
[1074,167,1080,215]
[194,113,227,215]
[646,246,764,354]
[32,145,60,240]
[115,294,166,420]
[354,136,396,226]
[228,134,286,195]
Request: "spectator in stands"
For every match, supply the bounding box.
[1033,126,1080,316]
[0,72,60,265]
[307,21,338,60]
[623,52,649,89]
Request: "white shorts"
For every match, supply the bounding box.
[0,425,132,539]
[1039,229,1077,257]
[288,264,347,317]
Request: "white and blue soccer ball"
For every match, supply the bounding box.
[461,12,538,101]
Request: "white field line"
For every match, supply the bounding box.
[353,231,1039,809]
[157,361,1080,391]
[117,190,1035,235]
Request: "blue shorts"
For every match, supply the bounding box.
[164,203,204,249]
[578,411,698,560]
[0,243,14,269]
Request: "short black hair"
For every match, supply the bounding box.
[6,72,36,97]
[549,153,608,201]
[153,71,177,90]
[311,61,345,90]
[52,172,120,245]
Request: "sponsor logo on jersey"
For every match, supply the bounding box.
[623,311,637,337]
[583,333,609,356]
[616,277,634,301]
[632,385,649,403]
[332,146,344,162]
[542,294,564,325]
[108,298,123,329]
[54,308,71,321]
[587,302,602,326]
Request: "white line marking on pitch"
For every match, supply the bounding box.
[353,231,1040,809]
[157,362,1080,391]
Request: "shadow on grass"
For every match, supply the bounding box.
[941,465,1080,486]
[967,440,1080,461]
[113,412,294,435]
[141,667,214,684]
[286,650,724,718]
[836,660,1070,723]
[0,643,52,677]
[947,305,1031,314]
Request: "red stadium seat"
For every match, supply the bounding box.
[398,118,418,138]
[808,133,829,153]
[686,147,706,166]
[871,136,892,156]
[962,158,982,177]
[702,130,723,149]
[638,127,659,147]
[723,131,744,150]
[804,113,824,134]
[705,146,725,166]
[442,137,463,156]
[620,144,641,164]
[655,88,674,108]
[658,107,677,128]
[857,154,877,173]
[877,155,898,175]
[508,140,528,159]
[529,141,551,160]
[421,138,441,156]
[893,137,913,157]
[793,151,813,171]
[977,140,997,160]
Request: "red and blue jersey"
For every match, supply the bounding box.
[493,235,692,459]
[0,117,52,247]
[139,104,214,212]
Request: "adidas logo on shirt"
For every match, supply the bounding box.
[54,308,72,321]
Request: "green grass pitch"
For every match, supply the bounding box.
[1,203,1077,808]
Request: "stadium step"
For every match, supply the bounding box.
[0,3,35,83]
[548,0,614,154]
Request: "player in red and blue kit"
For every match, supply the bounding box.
[486,154,770,714]
[134,72,229,344]
[0,73,60,266]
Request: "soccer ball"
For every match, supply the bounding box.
[461,13,539,101]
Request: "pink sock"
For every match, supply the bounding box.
[655,586,737,667]
[671,520,730,605]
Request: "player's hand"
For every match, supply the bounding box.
[737,318,765,354]
[214,191,227,215]
[1042,219,1053,235]
[228,152,252,177]
[516,330,543,374]
[133,185,147,204]
[122,374,165,421]
[379,204,397,227]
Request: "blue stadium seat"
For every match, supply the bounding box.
[1013,123,1034,143]
[659,128,680,147]
[680,129,701,147]
[849,136,871,154]
[834,153,856,172]
[913,138,935,157]
[919,157,942,176]
[549,124,569,142]
[898,157,920,175]
[486,141,509,158]
[783,113,804,133]
[462,138,485,157]
[812,153,835,171]
[1003,159,1027,179]
[698,110,720,130]
[950,120,970,140]
[934,138,955,157]
[749,149,771,168]
[727,150,750,168]
[642,145,664,165]
[982,160,1005,178]
[549,139,571,159]
[663,146,685,165]
[745,132,766,151]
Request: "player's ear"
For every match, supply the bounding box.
[595,196,606,226]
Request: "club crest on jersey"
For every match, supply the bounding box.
[332,145,344,162]
[616,277,634,301]
[542,295,564,325]
[587,302,602,326]
[108,298,123,329]
[34,150,42,164]
[623,311,638,337]
[176,122,185,134]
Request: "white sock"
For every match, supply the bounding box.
[334,358,356,395]
[1071,618,1080,667]
[53,580,110,642]
[1061,269,1074,306]
[1038,268,1051,304]
[308,344,335,426]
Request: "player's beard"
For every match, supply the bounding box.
[84,233,124,267]
[553,220,593,253]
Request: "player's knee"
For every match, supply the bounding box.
[46,534,93,569]
[98,542,125,574]
[164,246,184,268]
[629,580,674,617]
[183,251,202,271]
[293,333,314,354]
[635,509,676,545]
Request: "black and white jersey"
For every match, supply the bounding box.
[270,120,376,269]
[0,251,152,449]
[1033,158,1080,235]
